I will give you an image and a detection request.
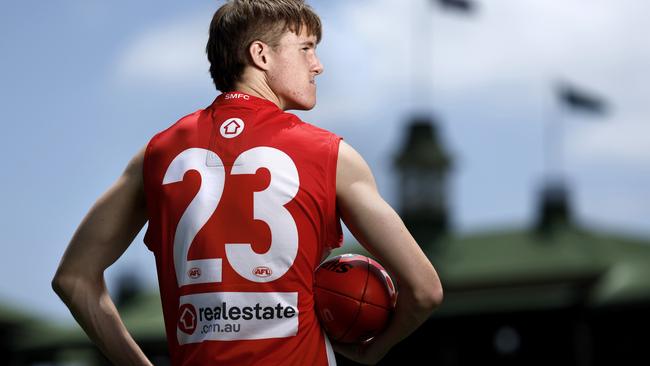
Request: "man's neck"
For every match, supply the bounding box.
[234,74,284,110]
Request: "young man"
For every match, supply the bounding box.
[52,1,443,365]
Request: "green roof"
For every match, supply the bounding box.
[0,300,37,326]
[434,227,609,288]
[335,225,650,316]
[15,292,165,351]
[118,291,166,340]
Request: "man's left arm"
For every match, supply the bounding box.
[52,146,153,366]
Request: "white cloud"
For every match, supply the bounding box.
[113,13,212,88]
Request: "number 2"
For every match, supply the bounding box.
[162,147,299,287]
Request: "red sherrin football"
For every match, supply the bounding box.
[314,254,397,343]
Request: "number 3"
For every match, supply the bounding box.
[162,147,299,287]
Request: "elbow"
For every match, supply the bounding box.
[430,282,444,309]
[416,283,444,311]
[52,270,86,302]
[52,272,71,300]
[409,277,444,312]
[52,260,104,303]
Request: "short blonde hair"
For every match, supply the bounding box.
[206,0,322,92]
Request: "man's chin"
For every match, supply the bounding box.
[286,99,317,111]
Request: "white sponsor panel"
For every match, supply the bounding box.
[177,292,299,344]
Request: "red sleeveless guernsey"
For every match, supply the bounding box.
[143,92,343,365]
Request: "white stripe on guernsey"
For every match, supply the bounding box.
[323,330,337,366]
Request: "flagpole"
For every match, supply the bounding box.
[546,82,608,184]
[410,0,434,113]
[546,90,565,185]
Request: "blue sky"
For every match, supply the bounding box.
[1,0,649,323]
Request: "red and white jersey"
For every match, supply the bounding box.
[142,92,343,366]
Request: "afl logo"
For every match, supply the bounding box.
[178,303,197,335]
[253,266,272,278]
[220,118,245,138]
[188,267,201,279]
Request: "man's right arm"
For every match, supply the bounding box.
[332,141,443,365]
[52,146,152,366]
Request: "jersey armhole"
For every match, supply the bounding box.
[142,133,162,253]
[324,134,344,250]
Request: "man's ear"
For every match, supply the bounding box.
[249,40,272,71]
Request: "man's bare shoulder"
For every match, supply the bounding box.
[336,140,377,194]
[120,145,146,188]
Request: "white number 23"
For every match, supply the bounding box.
[162,147,299,287]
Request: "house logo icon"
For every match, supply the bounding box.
[220,118,245,139]
[178,303,197,335]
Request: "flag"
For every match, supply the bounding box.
[557,82,607,115]
[435,0,476,14]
